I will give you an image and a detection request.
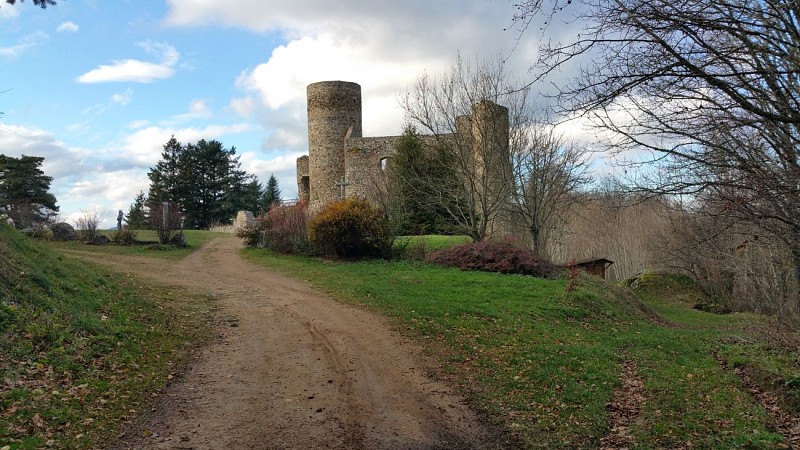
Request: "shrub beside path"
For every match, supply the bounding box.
[68,235,504,449]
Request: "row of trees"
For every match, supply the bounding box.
[139,136,281,230]
[509,0,800,311]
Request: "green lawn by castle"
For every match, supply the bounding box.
[243,248,798,449]
[5,226,796,448]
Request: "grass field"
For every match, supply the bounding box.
[4,227,798,448]
[48,229,226,261]
[0,225,215,449]
[242,248,800,448]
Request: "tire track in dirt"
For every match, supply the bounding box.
[63,236,505,449]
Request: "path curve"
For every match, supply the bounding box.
[71,236,503,449]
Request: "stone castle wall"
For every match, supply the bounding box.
[297,80,512,236]
[296,155,309,203]
[343,136,403,200]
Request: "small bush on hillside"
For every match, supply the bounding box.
[392,236,430,261]
[28,222,52,240]
[149,201,183,244]
[75,210,101,241]
[112,228,137,245]
[237,203,310,253]
[308,199,391,258]
[428,240,559,278]
[264,202,310,254]
[236,221,265,248]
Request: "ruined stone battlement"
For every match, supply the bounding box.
[297,81,511,229]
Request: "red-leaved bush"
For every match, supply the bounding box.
[264,202,310,254]
[428,240,559,278]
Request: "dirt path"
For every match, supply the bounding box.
[68,236,503,449]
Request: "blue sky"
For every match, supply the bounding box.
[1,0,546,228]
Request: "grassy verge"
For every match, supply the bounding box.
[627,272,800,425]
[393,235,470,257]
[1,225,215,449]
[241,249,793,448]
[48,229,226,261]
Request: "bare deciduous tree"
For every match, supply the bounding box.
[74,209,100,242]
[555,184,670,280]
[401,55,522,241]
[515,0,800,303]
[149,201,183,245]
[509,123,590,258]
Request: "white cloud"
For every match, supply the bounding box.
[81,103,106,116]
[65,122,91,133]
[0,124,90,179]
[238,150,304,199]
[165,0,538,157]
[228,97,256,118]
[235,34,436,141]
[189,99,211,117]
[127,119,150,130]
[76,42,180,83]
[0,31,48,58]
[161,99,214,125]
[0,3,20,19]
[66,169,148,207]
[120,123,254,166]
[110,88,134,106]
[57,21,79,33]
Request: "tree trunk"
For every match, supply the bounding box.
[792,230,800,311]
[530,225,541,258]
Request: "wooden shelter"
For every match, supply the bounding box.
[564,258,615,279]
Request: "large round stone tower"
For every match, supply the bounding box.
[306,81,362,212]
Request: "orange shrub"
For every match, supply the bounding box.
[308,199,391,258]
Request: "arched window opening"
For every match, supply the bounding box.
[379,157,392,172]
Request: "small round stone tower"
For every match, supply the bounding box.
[307,81,362,211]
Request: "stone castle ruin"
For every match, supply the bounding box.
[296,80,512,235]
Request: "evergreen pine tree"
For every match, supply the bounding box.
[389,126,457,234]
[146,137,260,229]
[0,154,59,228]
[125,191,149,230]
[261,174,282,212]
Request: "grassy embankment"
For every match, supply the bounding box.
[242,245,799,449]
[0,225,215,449]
